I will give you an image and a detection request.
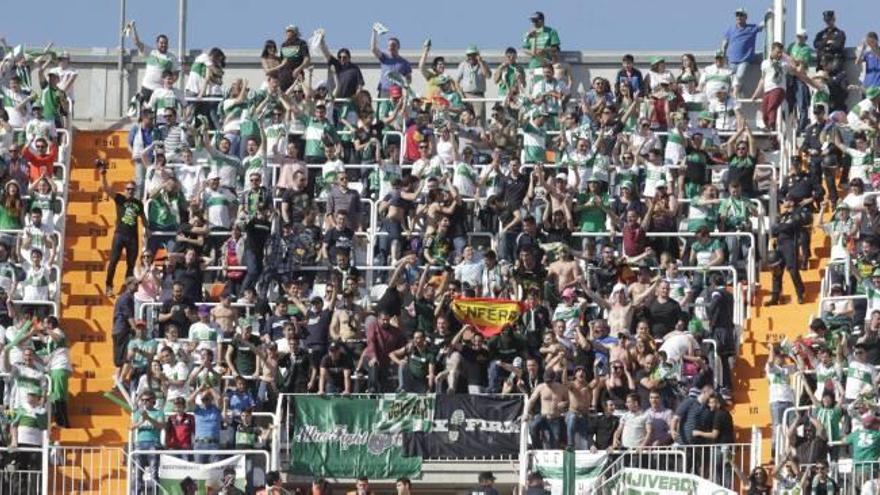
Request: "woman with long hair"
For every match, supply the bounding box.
[0,180,24,231]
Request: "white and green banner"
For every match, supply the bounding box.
[608,468,736,494]
[531,450,608,495]
[158,454,246,494]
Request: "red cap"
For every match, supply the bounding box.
[389,85,402,97]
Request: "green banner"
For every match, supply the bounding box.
[158,454,246,494]
[290,395,427,479]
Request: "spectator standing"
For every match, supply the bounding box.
[165,396,195,453]
[112,277,138,381]
[129,391,164,491]
[370,27,411,98]
[127,22,177,102]
[613,393,652,451]
[456,46,491,122]
[766,344,797,431]
[526,369,567,449]
[101,166,147,298]
[189,386,224,463]
[522,12,561,71]
[278,25,311,91]
[856,32,880,90]
[813,11,846,72]
[750,42,790,131]
[721,8,765,97]
[319,341,353,394]
[363,311,405,392]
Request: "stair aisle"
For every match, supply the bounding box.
[731,220,830,463]
[53,131,134,491]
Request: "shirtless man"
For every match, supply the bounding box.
[565,366,593,449]
[627,265,657,304]
[526,369,568,449]
[329,288,363,342]
[378,176,423,264]
[548,249,584,294]
[211,292,238,337]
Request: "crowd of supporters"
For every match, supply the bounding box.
[30,5,875,495]
[0,39,73,488]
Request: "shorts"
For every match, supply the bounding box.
[112,332,130,368]
[728,61,749,89]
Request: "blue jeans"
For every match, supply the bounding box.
[770,401,794,430]
[565,411,589,450]
[241,249,263,292]
[194,438,220,464]
[135,440,159,494]
[529,415,564,449]
[729,61,749,91]
[487,360,509,393]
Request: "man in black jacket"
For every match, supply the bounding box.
[707,274,735,394]
[813,11,846,72]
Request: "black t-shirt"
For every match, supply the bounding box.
[460,346,491,387]
[113,290,135,335]
[173,263,203,303]
[278,39,309,89]
[114,194,143,237]
[279,349,311,393]
[320,352,353,390]
[487,333,526,364]
[303,309,332,349]
[646,298,681,339]
[245,218,272,256]
[282,188,311,224]
[500,173,529,207]
[587,413,619,449]
[328,59,365,99]
[263,314,289,341]
[160,296,195,337]
[713,409,735,444]
[325,227,355,259]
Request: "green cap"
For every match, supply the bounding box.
[714,49,726,58]
[873,267,880,277]
[650,56,665,66]
[435,74,451,85]
[465,45,479,55]
[867,87,880,100]
[698,110,715,121]
[620,180,635,190]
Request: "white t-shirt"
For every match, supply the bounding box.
[620,410,650,448]
[141,49,177,92]
[766,363,796,404]
[845,361,878,401]
[48,66,78,101]
[700,65,733,97]
[453,161,479,198]
[435,137,455,165]
[760,59,790,93]
[162,361,190,403]
[659,332,695,362]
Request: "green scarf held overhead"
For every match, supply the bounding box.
[5,320,33,349]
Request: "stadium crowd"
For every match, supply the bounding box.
[0,38,72,485]
[0,3,877,494]
[102,6,880,494]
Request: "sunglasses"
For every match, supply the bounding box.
[126,187,136,191]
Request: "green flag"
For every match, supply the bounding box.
[531,450,608,494]
[290,395,423,479]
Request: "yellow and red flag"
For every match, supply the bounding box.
[450,297,524,337]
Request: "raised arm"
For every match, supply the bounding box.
[370,29,381,59]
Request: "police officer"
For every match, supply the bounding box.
[797,106,837,203]
[813,11,846,72]
[779,157,822,267]
[767,194,808,305]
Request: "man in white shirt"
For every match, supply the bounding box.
[613,393,652,450]
[699,50,733,98]
[751,42,790,131]
[48,52,77,104]
[127,21,178,102]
